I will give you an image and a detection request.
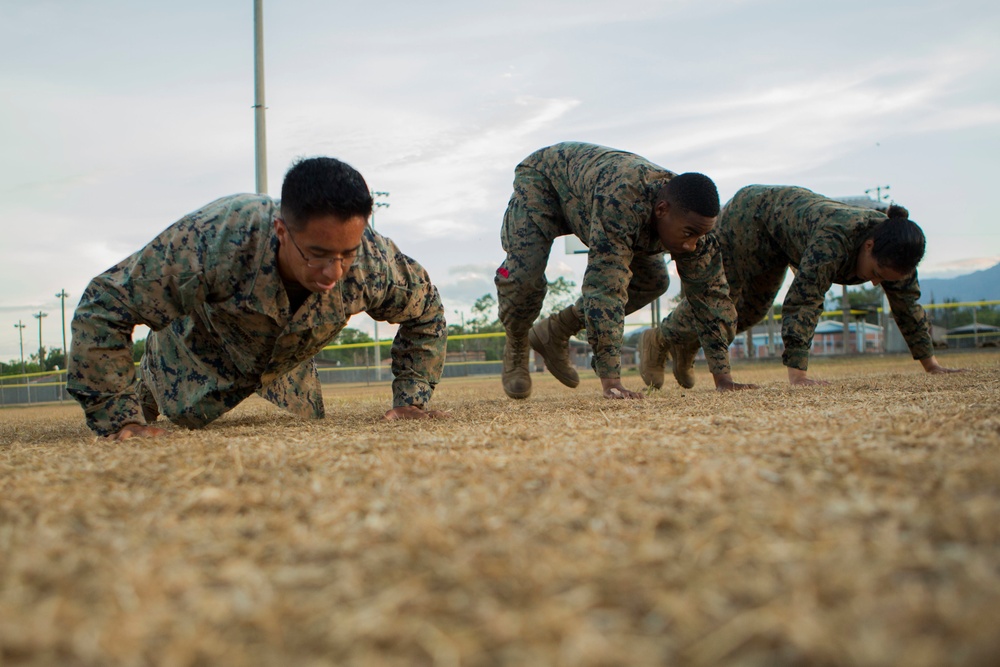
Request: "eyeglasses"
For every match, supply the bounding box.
[281,221,361,269]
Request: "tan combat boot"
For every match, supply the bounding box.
[671,341,699,389]
[528,306,583,388]
[639,328,670,389]
[502,333,532,399]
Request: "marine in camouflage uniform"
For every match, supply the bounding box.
[658,185,951,386]
[494,142,740,399]
[69,162,446,438]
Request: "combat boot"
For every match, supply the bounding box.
[528,306,583,388]
[502,333,532,399]
[639,328,670,389]
[137,378,160,423]
[671,341,699,389]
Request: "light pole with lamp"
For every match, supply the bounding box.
[33,311,48,371]
[14,321,26,374]
[253,0,268,195]
[866,185,892,351]
[14,321,28,402]
[56,289,70,399]
[454,309,467,367]
[370,191,390,380]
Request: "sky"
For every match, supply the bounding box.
[2,0,999,363]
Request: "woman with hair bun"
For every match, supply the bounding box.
[640,185,963,387]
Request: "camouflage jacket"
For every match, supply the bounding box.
[68,194,446,436]
[523,142,736,377]
[723,185,933,370]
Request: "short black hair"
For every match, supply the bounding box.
[659,172,720,218]
[868,204,926,274]
[280,157,374,230]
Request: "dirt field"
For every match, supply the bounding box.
[2,351,999,666]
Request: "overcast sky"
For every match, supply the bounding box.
[2,0,999,362]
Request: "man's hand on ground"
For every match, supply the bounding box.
[712,372,759,392]
[108,423,168,441]
[383,406,452,420]
[920,356,967,375]
[787,367,829,386]
[601,378,645,400]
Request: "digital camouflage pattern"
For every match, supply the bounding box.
[495,142,736,379]
[69,194,446,436]
[662,185,933,370]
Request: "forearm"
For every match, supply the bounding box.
[68,315,143,435]
[780,305,821,371]
[582,298,625,379]
[390,299,447,408]
[677,239,736,377]
[919,356,942,372]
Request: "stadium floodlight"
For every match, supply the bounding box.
[370,191,390,380]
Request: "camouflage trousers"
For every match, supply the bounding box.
[136,346,325,429]
[495,164,670,336]
[661,190,788,350]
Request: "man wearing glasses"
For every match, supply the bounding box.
[68,157,448,440]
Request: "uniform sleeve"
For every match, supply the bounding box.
[364,239,447,408]
[68,221,216,436]
[883,272,934,361]
[673,234,737,375]
[579,197,638,379]
[780,229,849,370]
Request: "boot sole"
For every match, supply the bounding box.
[528,329,580,388]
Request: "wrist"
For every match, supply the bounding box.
[712,372,734,388]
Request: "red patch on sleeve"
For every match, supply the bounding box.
[497,267,509,278]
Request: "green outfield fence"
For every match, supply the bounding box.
[3,300,999,407]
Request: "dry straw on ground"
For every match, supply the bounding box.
[2,351,999,666]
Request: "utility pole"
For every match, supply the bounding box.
[253,0,268,194]
[370,191,390,380]
[33,311,48,370]
[865,184,892,350]
[454,309,467,368]
[55,289,69,362]
[865,185,891,207]
[56,289,70,400]
[842,287,850,354]
[14,321,26,374]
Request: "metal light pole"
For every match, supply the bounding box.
[865,185,892,351]
[370,191,390,380]
[55,289,69,361]
[454,309,467,366]
[253,0,268,194]
[56,289,70,400]
[842,286,850,354]
[33,311,48,369]
[14,321,26,374]
[865,185,890,207]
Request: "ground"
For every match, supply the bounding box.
[1,351,999,666]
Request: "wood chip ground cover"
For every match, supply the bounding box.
[1,351,999,666]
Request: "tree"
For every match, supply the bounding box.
[320,328,374,367]
[332,328,373,345]
[46,348,66,371]
[838,285,884,323]
[4,346,70,375]
[539,276,577,319]
[469,294,501,333]
[133,338,146,362]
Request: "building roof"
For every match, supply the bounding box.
[814,320,884,334]
[947,323,1000,334]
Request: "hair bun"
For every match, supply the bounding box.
[886,204,909,219]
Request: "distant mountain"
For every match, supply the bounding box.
[919,262,1000,304]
